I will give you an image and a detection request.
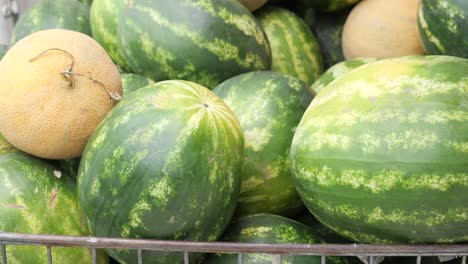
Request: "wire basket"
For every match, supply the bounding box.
[0,232,467,264]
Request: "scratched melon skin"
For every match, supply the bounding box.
[0,134,106,264]
[291,56,468,243]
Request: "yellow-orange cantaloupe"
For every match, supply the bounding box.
[0,29,122,159]
[342,0,424,59]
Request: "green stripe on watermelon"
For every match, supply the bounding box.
[311,57,377,94]
[90,0,131,71]
[121,73,154,95]
[0,137,106,263]
[0,45,8,60]
[206,214,354,264]
[213,71,312,217]
[313,10,350,69]
[77,80,244,263]
[417,0,468,58]
[11,0,91,44]
[118,0,271,89]
[291,55,468,244]
[80,0,93,6]
[257,7,323,88]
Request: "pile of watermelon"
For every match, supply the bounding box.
[0,0,466,263]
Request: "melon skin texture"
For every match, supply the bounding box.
[342,0,424,59]
[118,0,271,89]
[291,56,468,244]
[417,0,468,58]
[77,80,244,263]
[0,29,122,160]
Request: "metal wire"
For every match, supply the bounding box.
[1,243,6,264]
[238,253,242,264]
[46,246,52,264]
[462,256,467,264]
[92,247,97,264]
[321,255,326,264]
[183,252,189,264]
[272,255,282,264]
[137,249,142,264]
[416,256,421,264]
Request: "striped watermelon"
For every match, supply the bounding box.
[90,0,131,71]
[206,214,353,264]
[311,58,377,94]
[417,0,468,58]
[256,7,323,87]
[305,0,361,12]
[121,73,154,95]
[11,0,90,44]
[118,0,271,89]
[77,80,244,263]
[0,135,106,263]
[291,56,468,243]
[313,10,350,69]
[213,71,312,217]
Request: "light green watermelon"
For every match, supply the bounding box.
[118,0,271,89]
[0,134,107,263]
[417,0,468,58]
[214,71,312,217]
[257,7,323,87]
[11,0,91,44]
[90,0,131,71]
[291,55,468,243]
[311,58,377,94]
[121,73,154,95]
[77,80,244,263]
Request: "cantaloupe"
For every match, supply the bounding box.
[237,0,268,11]
[342,0,424,59]
[0,29,122,159]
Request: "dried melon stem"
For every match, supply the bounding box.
[29,48,122,102]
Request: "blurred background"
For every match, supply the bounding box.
[0,0,36,45]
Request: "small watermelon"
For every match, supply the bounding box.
[11,0,90,44]
[257,7,324,87]
[90,0,131,71]
[418,0,468,58]
[214,71,312,217]
[77,80,244,263]
[303,0,360,12]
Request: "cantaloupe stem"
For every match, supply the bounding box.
[29,48,122,103]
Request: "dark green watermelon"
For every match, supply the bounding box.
[0,134,107,263]
[77,80,244,263]
[118,0,271,89]
[206,214,353,264]
[213,71,312,217]
[11,0,91,44]
[121,73,154,95]
[417,0,468,58]
[313,10,350,69]
[304,0,360,12]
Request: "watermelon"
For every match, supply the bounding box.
[417,0,468,58]
[295,211,351,244]
[77,80,244,263]
[257,7,323,87]
[90,0,131,71]
[121,73,154,95]
[213,71,312,217]
[304,0,361,12]
[81,0,93,6]
[118,0,271,89]
[293,1,317,29]
[313,10,350,69]
[311,57,377,94]
[290,56,468,243]
[0,45,7,60]
[206,214,353,264]
[0,135,106,263]
[11,0,91,44]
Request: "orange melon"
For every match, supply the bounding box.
[342,0,424,59]
[0,29,122,159]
